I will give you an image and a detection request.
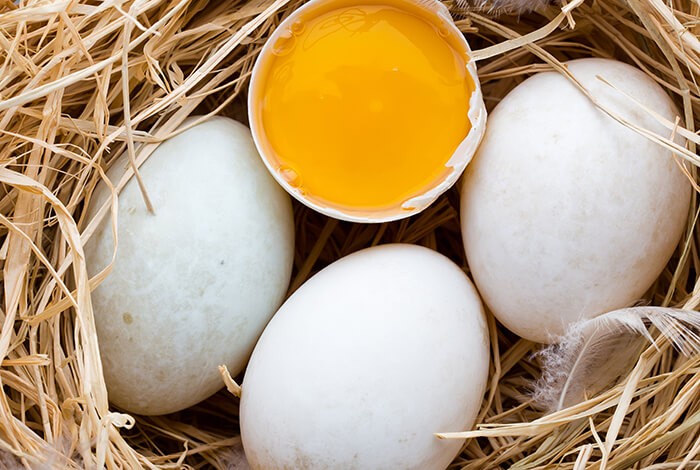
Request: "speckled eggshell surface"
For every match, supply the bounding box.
[84,116,294,415]
[240,244,490,470]
[461,58,691,343]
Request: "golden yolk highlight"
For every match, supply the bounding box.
[254,2,473,211]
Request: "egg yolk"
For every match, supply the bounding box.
[252,0,474,212]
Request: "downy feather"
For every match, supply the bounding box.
[453,0,553,15]
[533,307,700,412]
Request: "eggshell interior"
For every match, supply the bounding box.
[248,0,486,223]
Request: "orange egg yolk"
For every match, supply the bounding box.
[252,0,474,212]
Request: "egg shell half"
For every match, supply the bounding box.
[461,58,691,343]
[248,0,487,223]
[84,116,294,415]
[240,244,490,470]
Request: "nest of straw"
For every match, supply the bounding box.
[1,0,699,467]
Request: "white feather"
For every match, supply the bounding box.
[533,307,700,411]
[453,0,553,15]
[216,443,250,469]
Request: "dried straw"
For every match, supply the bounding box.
[0,0,698,467]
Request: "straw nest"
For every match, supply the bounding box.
[1,0,699,468]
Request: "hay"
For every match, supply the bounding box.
[0,0,698,467]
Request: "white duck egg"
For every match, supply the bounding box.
[85,116,294,415]
[461,58,691,343]
[240,244,489,470]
